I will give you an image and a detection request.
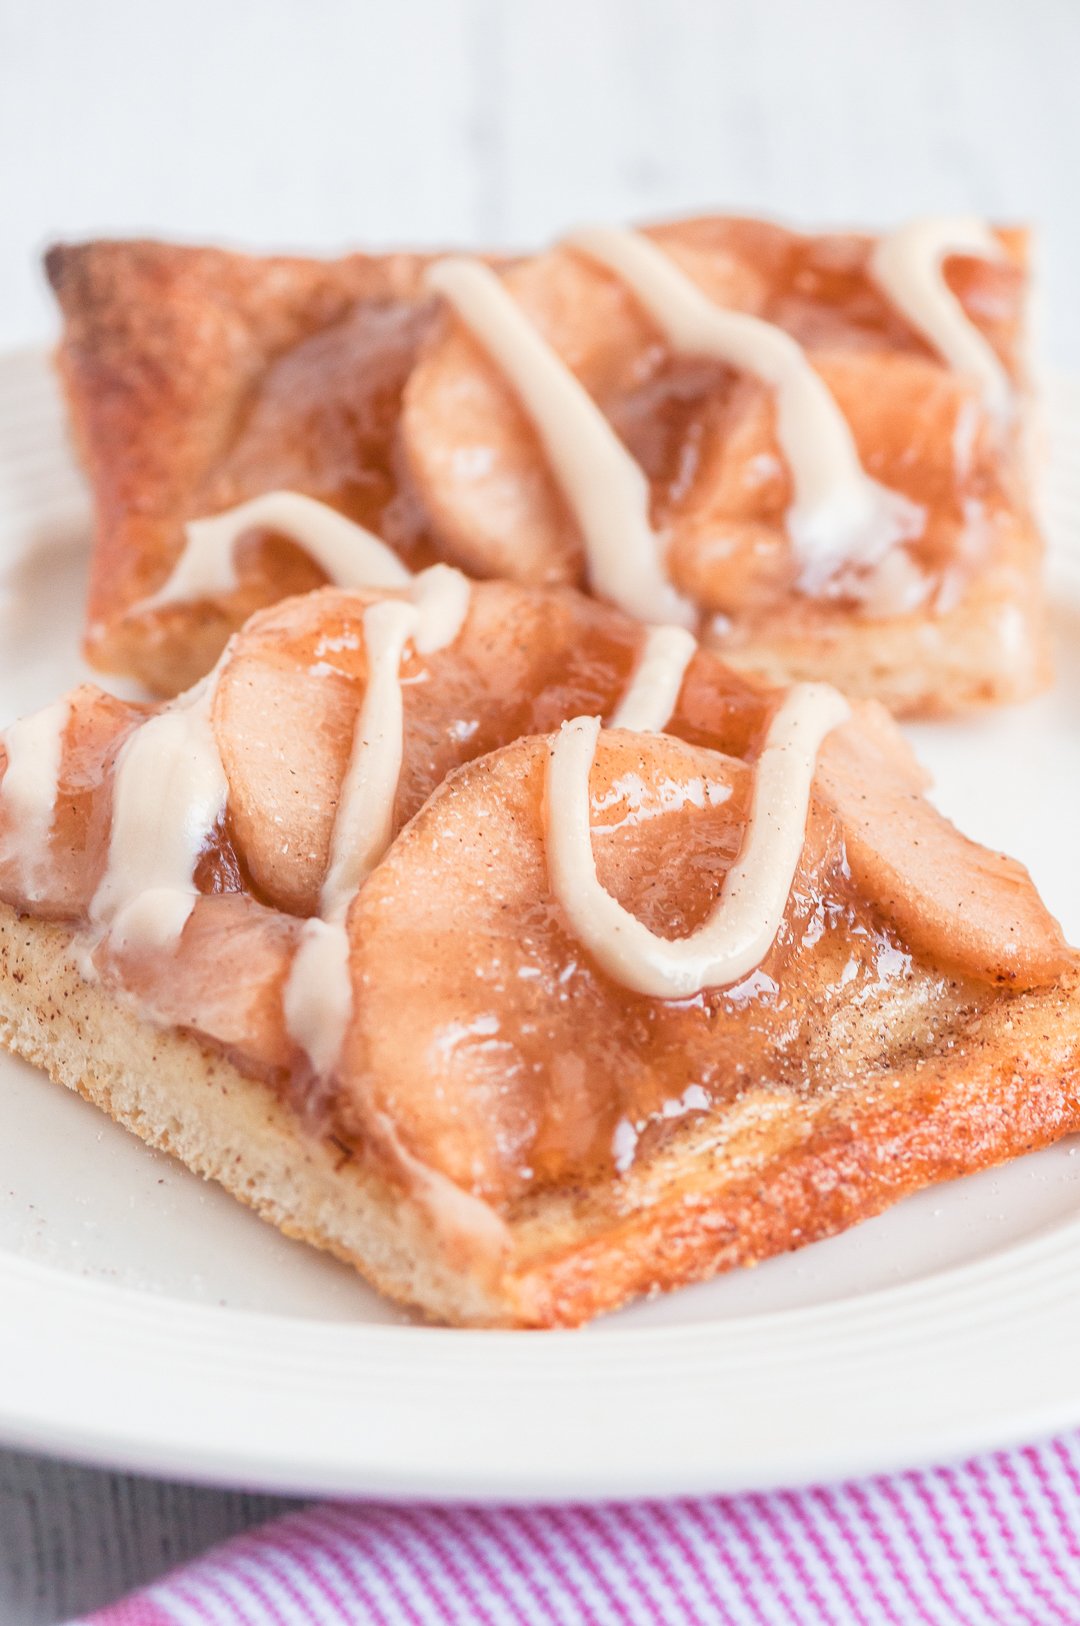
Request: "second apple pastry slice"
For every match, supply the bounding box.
[47,214,1047,716]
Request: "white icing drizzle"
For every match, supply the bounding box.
[425,257,695,629]
[136,490,411,612]
[407,562,474,655]
[610,626,697,732]
[322,569,470,915]
[545,683,850,999]
[0,698,70,900]
[322,598,417,915]
[567,227,922,594]
[282,917,355,1079]
[284,564,505,1235]
[283,567,472,1074]
[90,671,229,954]
[870,217,1011,418]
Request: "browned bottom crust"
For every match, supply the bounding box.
[1,903,1078,1328]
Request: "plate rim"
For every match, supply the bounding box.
[3,1222,1080,1499]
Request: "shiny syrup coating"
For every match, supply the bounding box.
[187,296,444,608]
[0,587,779,1097]
[608,230,1027,617]
[403,220,1029,624]
[344,730,963,1205]
[0,579,1069,1203]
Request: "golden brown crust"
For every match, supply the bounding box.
[3,898,1076,1328]
[508,972,1080,1324]
[47,239,434,693]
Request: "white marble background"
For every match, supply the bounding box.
[1,0,1078,1618]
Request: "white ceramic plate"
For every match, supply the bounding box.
[0,348,1079,1500]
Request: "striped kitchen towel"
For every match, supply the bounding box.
[74,1432,1080,1625]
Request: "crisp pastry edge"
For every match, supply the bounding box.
[4,903,1080,1328]
[0,904,506,1328]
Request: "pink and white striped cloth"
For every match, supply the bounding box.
[73,1431,1080,1626]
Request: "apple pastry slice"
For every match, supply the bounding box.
[48,215,1046,715]
[0,575,1072,1325]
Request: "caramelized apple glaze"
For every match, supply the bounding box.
[169,297,444,622]
[134,218,1030,671]
[346,732,962,1203]
[0,581,1069,1213]
[402,218,1029,636]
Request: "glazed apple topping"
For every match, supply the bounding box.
[141,218,1023,652]
[342,724,1066,1206]
[403,219,1022,631]
[0,577,1068,1212]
